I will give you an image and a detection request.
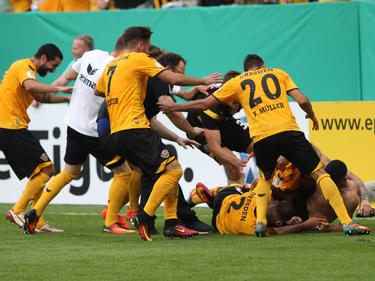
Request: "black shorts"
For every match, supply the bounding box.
[113,128,176,176]
[253,131,320,180]
[220,119,251,153]
[212,187,242,231]
[0,128,51,179]
[64,127,124,169]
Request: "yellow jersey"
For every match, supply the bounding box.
[0,58,36,129]
[10,0,31,12]
[216,191,257,235]
[96,51,165,133]
[273,162,301,192]
[39,0,90,11]
[213,68,300,143]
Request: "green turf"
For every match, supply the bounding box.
[0,204,374,281]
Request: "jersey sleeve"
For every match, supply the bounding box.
[212,78,239,104]
[72,56,83,73]
[135,53,166,77]
[96,70,107,94]
[200,110,220,130]
[18,62,36,85]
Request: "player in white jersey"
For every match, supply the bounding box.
[23,37,135,235]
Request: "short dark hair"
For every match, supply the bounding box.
[325,160,348,185]
[75,34,94,50]
[223,70,240,84]
[148,45,165,59]
[34,43,63,61]
[243,54,264,71]
[157,52,186,68]
[122,26,152,46]
[113,36,125,51]
[275,200,296,222]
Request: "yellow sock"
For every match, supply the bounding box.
[33,170,74,217]
[128,170,142,212]
[317,174,352,224]
[13,172,51,214]
[164,186,178,220]
[254,178,271,224]
[144,169,183,217]
[105,171,131,227]
[32,189,46,228]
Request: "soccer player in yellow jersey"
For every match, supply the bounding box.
[193,183,327,236]
[0,43,71,232]
[95,26,221,241]
[158,54,370,236]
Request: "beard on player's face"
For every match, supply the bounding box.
[37,66,48,77]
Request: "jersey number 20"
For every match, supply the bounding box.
[241,73,281,108]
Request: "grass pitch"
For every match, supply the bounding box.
[0,204,374,281]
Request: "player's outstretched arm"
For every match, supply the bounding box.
[166,111,203,139]
[65,67,79,81]
[288,89,319,130]
[24,79,72,103]
[156,70,222,87]
[271,217,329,235]
[150,117,199,149]
[158,95,219,113]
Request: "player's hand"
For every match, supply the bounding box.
[176,137,200,149]
[31,100,41,108]
[226,158,248,181]
[306,114,319,130]
[357,199,373,217]
[158,95,175,113]
[304,217,329,231]
[188,127,204,139]
[57,86,73,94]
[202,73,223,85]
[286,216,303,225]
[196,85,211,95]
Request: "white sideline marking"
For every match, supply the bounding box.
[46,212,213,218]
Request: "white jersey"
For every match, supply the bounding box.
[65,50,114,137]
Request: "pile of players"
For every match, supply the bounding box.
[1,26,372,241]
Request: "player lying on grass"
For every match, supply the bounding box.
[190,183,328,236]
[191,158,371,235]
[271,157,373,232]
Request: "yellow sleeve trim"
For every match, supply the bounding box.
[203,109,220,120]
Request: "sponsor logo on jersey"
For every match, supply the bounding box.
[79,74,96,89]
[40,153,49,162]
[26,70,35,79]
[87,63,98,76]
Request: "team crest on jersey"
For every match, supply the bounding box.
[26,70,35,79]
[40,153,49,162]
[160,149,169,159]
[154,60,163,68]
[87,63,98,75]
